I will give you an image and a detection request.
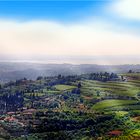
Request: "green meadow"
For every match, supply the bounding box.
[54,84,76,91]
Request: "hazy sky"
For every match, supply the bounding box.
[0,0,140,64]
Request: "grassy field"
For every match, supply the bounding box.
[54,84,76,91]
[92,99,137,110]
[43,89,61,94]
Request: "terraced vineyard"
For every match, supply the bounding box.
[81,73,140,113]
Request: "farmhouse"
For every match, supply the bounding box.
[108,130,122,136]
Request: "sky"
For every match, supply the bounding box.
[0,0,140,64]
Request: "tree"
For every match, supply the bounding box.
[37,76,43,80]
[121,76,124,81]
[58,74,62,79]
[78,82,82,88]
[96,91,100,97]
[128,70,133,73]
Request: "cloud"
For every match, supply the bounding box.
[0,19,140,63]
[110,0,140,20]
[0,1,140,64]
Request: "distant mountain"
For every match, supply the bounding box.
[0,62,140,82]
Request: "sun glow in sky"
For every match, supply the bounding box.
[0,0,140,64]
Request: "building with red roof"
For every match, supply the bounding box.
[108,130,122,136]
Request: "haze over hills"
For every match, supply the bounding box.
[0,62,140,82]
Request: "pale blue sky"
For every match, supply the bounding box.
[0,1,139,29]
[0,1,111,21]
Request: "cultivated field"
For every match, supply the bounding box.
[80,73,140,113]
